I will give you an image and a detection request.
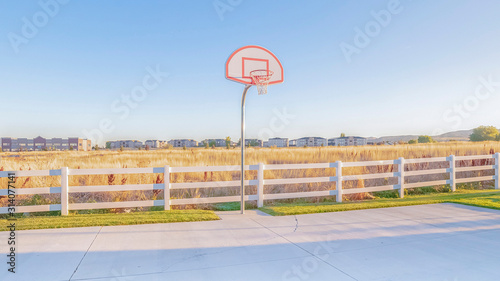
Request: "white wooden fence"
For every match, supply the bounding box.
[1,153,499,215]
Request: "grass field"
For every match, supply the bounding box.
[1,142,499,212]
[2,190,500,231]
[259,190,500,216]
[0,209,219,231]
[2,142,499,170]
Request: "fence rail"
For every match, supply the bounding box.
[1,153,499,215]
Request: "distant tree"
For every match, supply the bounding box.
[225,136,231,149]
[94,145,99,151]
[119,145,124,152]
[106,142,111,149]
[408,139,417,144]
[69,146,74,151]
[182,145,187,150]
[138,146,142,150]
[340,133,346,138]
[470,126,499,142]
[418,135,435,143]
[165,143,173,149]
[205,142,209,149]
[209,140,216,148]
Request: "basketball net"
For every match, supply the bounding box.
[250,70,274,95]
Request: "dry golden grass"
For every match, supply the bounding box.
[1,141,498,169]
[1,141,498,210]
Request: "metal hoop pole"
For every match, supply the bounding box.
[241,84,251,214]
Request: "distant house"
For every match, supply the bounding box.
[244,139,263,147]
[295,137,327,147]
[202,139,226,147]
[145,140,168,149]
[329,136,367,146]
[1,136,91,151]
[168,139,198,147]
[145,140,159,149]
[265,137,289,147]
[107,140,143,149]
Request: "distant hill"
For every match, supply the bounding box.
[432,130,473,141]
[368,129,473,143]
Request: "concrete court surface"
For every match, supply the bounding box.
[2,203,500,281]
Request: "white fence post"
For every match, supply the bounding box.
[257,163,264,207]
[398,157,405,198]
[336,161,343,203]
[449,155,456,192]
[164,165,170,210]
[495,153,500,190]
[61,167,69,216]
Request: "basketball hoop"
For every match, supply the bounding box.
[250,70,274,95]
[226,46,284,214]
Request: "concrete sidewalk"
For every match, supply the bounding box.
[2,203,500,281]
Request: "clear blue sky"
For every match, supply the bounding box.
[2,0,500,145]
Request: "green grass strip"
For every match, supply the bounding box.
[0,209,219,231]
[259,190,500,216]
